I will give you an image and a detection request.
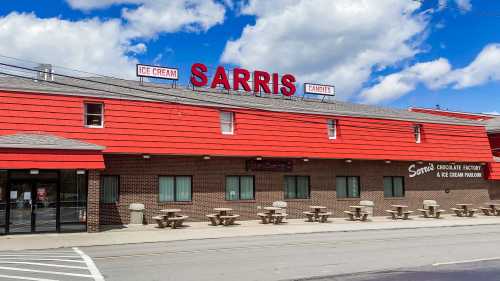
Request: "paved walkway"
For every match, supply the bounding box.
[1,215,500,251]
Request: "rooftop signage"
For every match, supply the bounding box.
[190,63,297,96]
[304,83,335,96]
[136,64,178,80]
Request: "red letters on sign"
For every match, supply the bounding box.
[190,63,208,87]
[190,63,296,96]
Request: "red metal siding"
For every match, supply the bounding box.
[487,162,500,180]
[0,148,105,169]
[0,90,493,162]
[410,108,495,121]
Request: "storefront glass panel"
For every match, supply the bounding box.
[60,171,87,232]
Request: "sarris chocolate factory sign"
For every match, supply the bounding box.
[408,163,483,178]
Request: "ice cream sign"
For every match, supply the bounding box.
[409,163,483,178]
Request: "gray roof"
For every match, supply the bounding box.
[0,75,485,126]
[487,117,500,133]
[0,133,105,150]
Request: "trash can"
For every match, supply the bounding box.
[359,200,374,216]
[129,203,145,225]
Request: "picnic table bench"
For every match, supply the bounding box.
[417,204,445,218]
[153,214,189,229]
[452,204,477,217]
[207,208,239,226]
[258,207,287,224]
[304,206,331,223]
[345,206,369,221]
[480,203,500,216]
[386,205,413,220]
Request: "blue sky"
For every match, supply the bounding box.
[0,0,499,114]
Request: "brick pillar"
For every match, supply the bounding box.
[87,170,101,232]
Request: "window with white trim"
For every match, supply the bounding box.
[220,111,234,135]
[327,119,337,139]
[414,124,422,143]
[84,103,104,128]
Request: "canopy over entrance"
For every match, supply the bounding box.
[0,133,105,169]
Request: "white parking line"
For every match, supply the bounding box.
[0,261,88,269]
[433,256,500,266]
[0,274,58,281]
[0,266,94,278]
[0,255,80,258]
[73,248,105,281]
[0,257,86,263]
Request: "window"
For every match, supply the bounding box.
[220,111,234,135]
[284,176,310,199]
[336,176,360,198]
[225,176,255,200]
[384,176,405,197]
[101,176,119,203]
[84,103,104,128]
[414,124,422,143]
[159,176,192,202]
[327,119,337,139]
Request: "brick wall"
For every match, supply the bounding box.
[87,170,101,232]
[99,155,500,225]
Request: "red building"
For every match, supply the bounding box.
[0,74,498,234]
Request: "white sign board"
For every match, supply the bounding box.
[136,64,179,80]
[304,83,335,96]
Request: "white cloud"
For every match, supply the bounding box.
[66,0,225,38]
[0,12,138,78]
[122,0,225,39]
[0,0,226,78]
[360,58,451,103]
[361,43,500,103]
[484,111,500,115]
[447,44,500,89]
[66,0,141,11]
[221,0,428,99]
[454,0,472,12]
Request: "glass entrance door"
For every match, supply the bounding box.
[8,181,58,233]
[34,182,57,232]
[8,181,33,233]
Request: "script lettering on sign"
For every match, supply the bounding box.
[409,163,483,178]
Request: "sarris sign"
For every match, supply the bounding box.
[190,63,297,96]
[408,163,483,178]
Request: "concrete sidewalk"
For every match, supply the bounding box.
[1,215,500,251]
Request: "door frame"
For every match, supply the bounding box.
[5,171,60,234]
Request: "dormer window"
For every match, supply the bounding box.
[327,119,337,139]
[414,124,422,143]
[84,103,104,128]
[220,111,234,135]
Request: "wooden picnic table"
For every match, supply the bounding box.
[426,204,440,215]
[160,209,182,217]
[214,207,233,216]
[486,203,500,210]
[263,207,281,214]
[453,204,477,217]
[456,204,472,211]
[349,205,364,217]
[260,207,285,224]
[391,205,408,217]
[309,206,326,221]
